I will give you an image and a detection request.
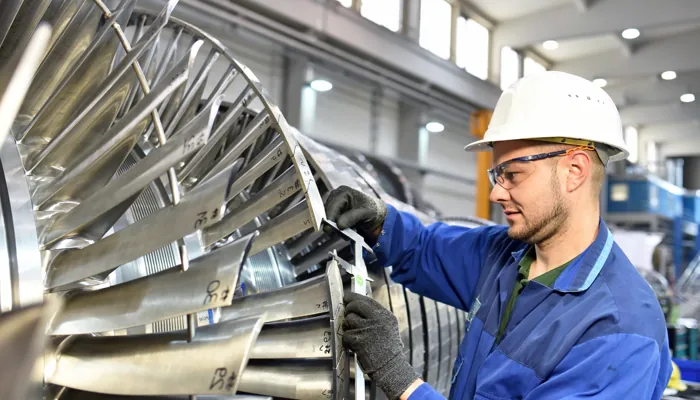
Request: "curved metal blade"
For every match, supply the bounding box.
[435,301,451,395]
[19,0,140,148]
[178,86,254,183]
[404,289,425,378]
[422,297,440,388]
[0,23,50,151]
[248,200,313,257]
[55,389,270,400]
[48,232,256,335]
[238,361,333,400]
[45,158,243,290]
[202,166,299,247]
[220,269,328,324]
[0,299,61,400]
[45,315,265,396]
[251,316,333,360]
[42,95,221,246]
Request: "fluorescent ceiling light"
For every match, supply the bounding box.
[661,71,677,80]
[542,40,559,50]
[425,121,445,133]
[621,28,640,40]
[310,79,333,92]
[592,78,607,87]
[681,93,695,103]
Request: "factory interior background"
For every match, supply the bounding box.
[2,0,700,399]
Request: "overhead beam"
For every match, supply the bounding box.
[639,121,700,143]
[188,0,501,110]
[553,28,700,79]
[604,71,700,106]
[619,101,700,125]
[492,0,700,49]
[662,138,700,157]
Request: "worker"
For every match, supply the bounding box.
[327,71,673,400]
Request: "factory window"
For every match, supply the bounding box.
[361,0,402,32]
[500,46,520,90]
[455,16,489,80]
[337,0,353,7]
[523,56,546,77]
[624,126,638,163]
[419,0,452,60]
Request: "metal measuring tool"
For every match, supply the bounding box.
[322,219,374,400]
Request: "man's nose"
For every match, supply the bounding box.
[489,182,510,203]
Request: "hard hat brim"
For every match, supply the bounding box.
[464,134,629,162]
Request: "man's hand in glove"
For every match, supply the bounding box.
[324,186,387,242]
[343,292,422,400]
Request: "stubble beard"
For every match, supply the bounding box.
[507,173,568,245]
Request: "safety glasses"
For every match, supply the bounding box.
[487,145,594,189]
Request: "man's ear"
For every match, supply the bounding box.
[564,151,592,192]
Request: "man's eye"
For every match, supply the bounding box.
[504,172,519,180]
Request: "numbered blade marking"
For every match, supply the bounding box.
[250,316,334,360]
[202,166,299,247]
[45,315,265,396]
[238,361,333,400]
[49,232,256,335]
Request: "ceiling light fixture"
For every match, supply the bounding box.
[661,71,677,80]
[542,40,559,50]
[592,78,607,87]
[621,28,640,40]
[310,79,333,92]
[681,93,695,103]
[425,121,445,133]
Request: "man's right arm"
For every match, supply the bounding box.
[373,204,503,311]
[324,185,505,311]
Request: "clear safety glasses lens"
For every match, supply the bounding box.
[488,160,537,189]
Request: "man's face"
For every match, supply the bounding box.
[489,140,568,244]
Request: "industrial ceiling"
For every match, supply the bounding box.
[480,0,700,159]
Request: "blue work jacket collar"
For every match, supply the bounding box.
[508,217,614,293]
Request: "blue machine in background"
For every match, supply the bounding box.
[605,173,700,279]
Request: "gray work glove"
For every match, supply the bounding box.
[324,185,387,240]
[343,292,419,400]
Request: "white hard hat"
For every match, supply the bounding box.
[464,71,629,163]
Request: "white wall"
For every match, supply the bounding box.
[422,121,477,217]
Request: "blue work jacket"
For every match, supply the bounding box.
[372,205,672,400]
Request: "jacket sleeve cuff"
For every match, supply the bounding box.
[371,204,398,265]
[407,382,444,400]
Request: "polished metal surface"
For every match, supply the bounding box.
[220,267,329,323]
[384,270,410,364]
[43,94,218,246]
[239,361,334,400]
[248,200,313,257]
[422,297,440,388]
[251,315,333,360]
[49,232,256,335]
[404,289,425,377]
[435,301,451,396]
[0,300,59,400]
[45,159,243,289]
[203,167,301,247]
[46,315,265,396]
